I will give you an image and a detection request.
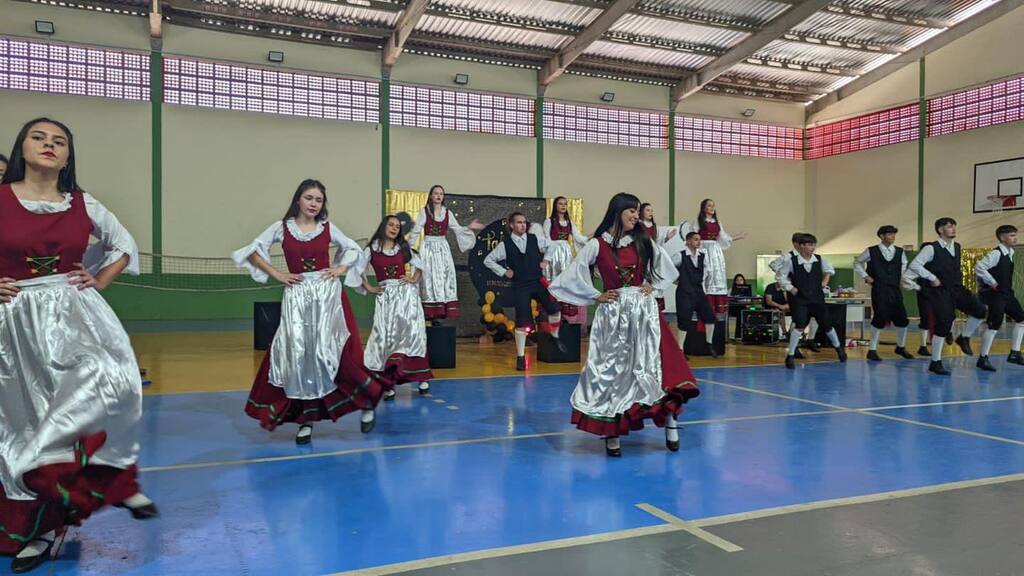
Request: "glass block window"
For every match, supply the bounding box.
[163,57,379,123]
[675,116,803,159]
[543,101,667,149]
[928,75,1024,137]
[0,36,149,101]
[805,103,919,159]
[389,84,534,137]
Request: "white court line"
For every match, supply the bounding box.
[863,395,1024,411]
[635,503,743,552]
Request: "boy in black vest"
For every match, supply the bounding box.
[974,224,1024,370]
[770,232,815,357]
[484,212,564,371]
[671,232,718,357]
[907,217,988,375]
[854,225,915,361]
[777,233,847,369]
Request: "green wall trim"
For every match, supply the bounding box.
[917,57,927,247]
[535,95,544,199]
[150,49,163,274]
[380,74,390,217]
[668,109,675,222]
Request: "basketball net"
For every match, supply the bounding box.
[985,195,1017,213]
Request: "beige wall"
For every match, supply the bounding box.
[545,140,668,235]
[678,92,805,126]
[0,91,153,252]
[391,54,535,97]
[162,105,380,256]
[807,62,919,125]
[677,152,805,278]
[0,0,149,49]
[391,127,535,199]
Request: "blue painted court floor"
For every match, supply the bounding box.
[19,356,1024,576]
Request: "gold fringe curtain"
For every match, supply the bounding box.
[385,189,584,232]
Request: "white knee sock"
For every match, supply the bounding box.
[605,436,620,450]
[932,335,945,362]
[965,316,985,338]
[896,326,908,348]
[549,312,562,338]
[15,530,55,559]
[869,326,881,351]
[788,329,802,355]
[122,493,153,508]
[705,323,715,344]
[1013,324,1024,352]
[666,413,679,442]
[826,328,841,349]
[361,409,375,423]
[981,326,998,357]
[920,328,930,347]
[807,318,819,339]
[677,328,687,350]
[515,328,527,357]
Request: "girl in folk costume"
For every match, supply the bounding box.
[639,203,679,311]
[348,215,434,398]
[233,179,384,444]
[549,193,700,457]
[680,199,746,319]
[542,196,589,320]
[409,185,484,321]
[0,118,157,574]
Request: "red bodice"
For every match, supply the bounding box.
[424,208,450,237]
[699,220,720,241]
[595,237,645,289]
[282,221,332,274]
[369,248,408,280]
[549,219,573,241]
[0,184,93,281]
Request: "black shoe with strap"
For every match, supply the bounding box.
[665,427,680,452]
[917,346,931,357]
[835,346,848,363]
[977,356,997,372]
[116,499,160,520]
[10,536,55,574]
[895,346,915,360]
[928,360,951,376]
[516,356,526,371]
[1008,351,1024,366]
[785,355,795,370]
[956,336,974,356]
[866,350,882,362]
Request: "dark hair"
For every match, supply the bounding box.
[685,231,701,241]
[594,192,658,283]
[425,184,445,211]
[549,196,568,224]
[2,117,81,193]
[0,153,8,165]
[732,273,747,285]
[282,179,328,224]
[996,224,1018,239]
[934,217,957,232]
[791,232,805,243]
[507,211,527,232]
[640,202,656,227]
[877,225,898,237]
[368,215,413,262]
[696,198,718,232]
[797,233,818,245]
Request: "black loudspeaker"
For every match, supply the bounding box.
[684,318,727,356]
[537,323,581,363]
[741,309,780,344]
[254,302,281,350]
[427,325,457,369]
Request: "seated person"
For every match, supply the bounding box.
[730,273,753,297]
[763,281,792,341]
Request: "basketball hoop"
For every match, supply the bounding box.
[985,194,1017,212]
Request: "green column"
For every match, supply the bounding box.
[380,73,390,217]
[150,48,163,275]
[535,95,544,198]
[668,109,676,222]
[917,57,927,246]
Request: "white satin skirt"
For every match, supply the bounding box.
[701,240,729,296]
[570,287,663,419]
[419,236,457,305]
[543,240,575,282]
[269,272,349,400]
[364,280,428,371]
[0,273,141,500]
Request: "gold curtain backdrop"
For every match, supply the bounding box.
[385,189,584,233]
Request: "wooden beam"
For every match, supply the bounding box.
[538,0,640,87]
[670,0,832,104]
[383,0,429,68]
[806,0,1024,116]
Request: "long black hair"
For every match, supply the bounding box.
[368,214,413,261]
[2,117,81,193]
[425,184,445,213]
[282,179,328,224]
[696,198,718,232]
[640,202,655,227]
[594,192,658,282]
[549,195,568,224]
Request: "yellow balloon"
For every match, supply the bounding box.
[506,321,516,331]
[482,304,492,314]
[484,312,495,323]
[484,291,496,304]
[494,313,507,325]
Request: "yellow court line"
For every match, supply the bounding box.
[635,503,743,553]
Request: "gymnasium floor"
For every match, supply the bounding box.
[31,333,1024,576]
